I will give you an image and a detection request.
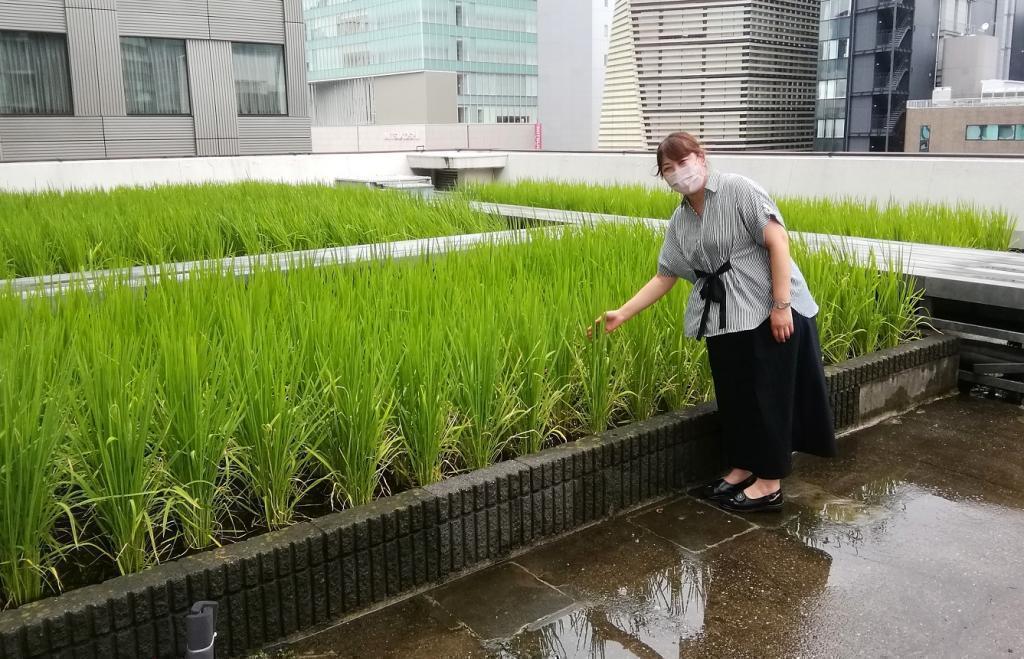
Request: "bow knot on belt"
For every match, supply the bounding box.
[694,261,732,340]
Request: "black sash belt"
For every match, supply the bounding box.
[694,260,732,340]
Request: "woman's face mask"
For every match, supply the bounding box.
[664,156,706,196]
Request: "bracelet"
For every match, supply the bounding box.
[773,300,791,310]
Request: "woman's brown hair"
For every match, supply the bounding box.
[655,132,705,176]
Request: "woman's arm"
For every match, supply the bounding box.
[764,221,794,343]
[619,274,678,320]
[594,274,677,334]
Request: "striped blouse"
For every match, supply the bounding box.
[656,169,818,339]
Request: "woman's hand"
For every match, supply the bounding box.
[770,307,794,343]
[587,310,627,339]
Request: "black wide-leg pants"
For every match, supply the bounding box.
[705,312,837,479]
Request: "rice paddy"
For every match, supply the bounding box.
[0,183,505,279]
[0,220,925,609]
[459,180,1016,251]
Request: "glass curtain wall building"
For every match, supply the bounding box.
[304,0,537,125]
[815,0,851,151]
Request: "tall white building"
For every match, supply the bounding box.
[537,0,614,151]
[599,0,820,151]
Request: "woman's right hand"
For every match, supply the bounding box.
[587,310,627,339]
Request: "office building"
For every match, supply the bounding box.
[907,79,1024,153]
[0,0,311,162]
[815,0,1023,152]
[599,0,820,151]
[305,0,538,127]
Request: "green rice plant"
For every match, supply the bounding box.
[312,318,400,509]
[0,216,928,606]
[451,326,524,471]
[794,242,925,362]
[0,317,74,608]
[577,317,631,434]
[459,180,1014,250]
[395,326,461,487]
[620,313,670,421]
[66,331,168,575]
[507,288,570,455]
[0,183,507,279]
[222,284,325,531]
[155,331,242,550]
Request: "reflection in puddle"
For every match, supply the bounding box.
[502,559,710,658]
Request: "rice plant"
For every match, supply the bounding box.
[66,330,168,575]
[395,319,462,488]
[313,318,400,509]
[452,326,524,471]
[155,330,242,550]
[0,183,506,279]
[507,289,570,455]
[578,317,630,435]
[0,218,925,608]
[0,317,73,607]
[223,296,325,531]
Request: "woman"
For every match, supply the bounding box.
[597,132,837,513]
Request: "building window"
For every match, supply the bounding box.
[818,79,844,99]
[458,106,466,123]
[121,37,190,116]
[232,43,286,116]
[818,119,845,140]
[820,39,848,61]
[966,124,1022,141]
[457,74,465,95]
[456,39,464,62]
[455,3,463,26]
[919,125,930,152]
[0,31,72,116]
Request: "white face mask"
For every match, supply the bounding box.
[666,159,706,196]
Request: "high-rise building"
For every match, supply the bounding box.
[814,0,923,152]
[598,0,820,151]
[0,0,310,162]
[537,0,614,151]
[815,0,1022,153]
[305,0,538,127]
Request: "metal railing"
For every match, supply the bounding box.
[873,63,910,93]
[909,95,1024,109]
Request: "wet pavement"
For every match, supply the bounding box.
[264,394,1024,658]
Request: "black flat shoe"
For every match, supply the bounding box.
[719,488,784,513]
[692,474,757,501]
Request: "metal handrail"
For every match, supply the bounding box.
[909,95,1024,108]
